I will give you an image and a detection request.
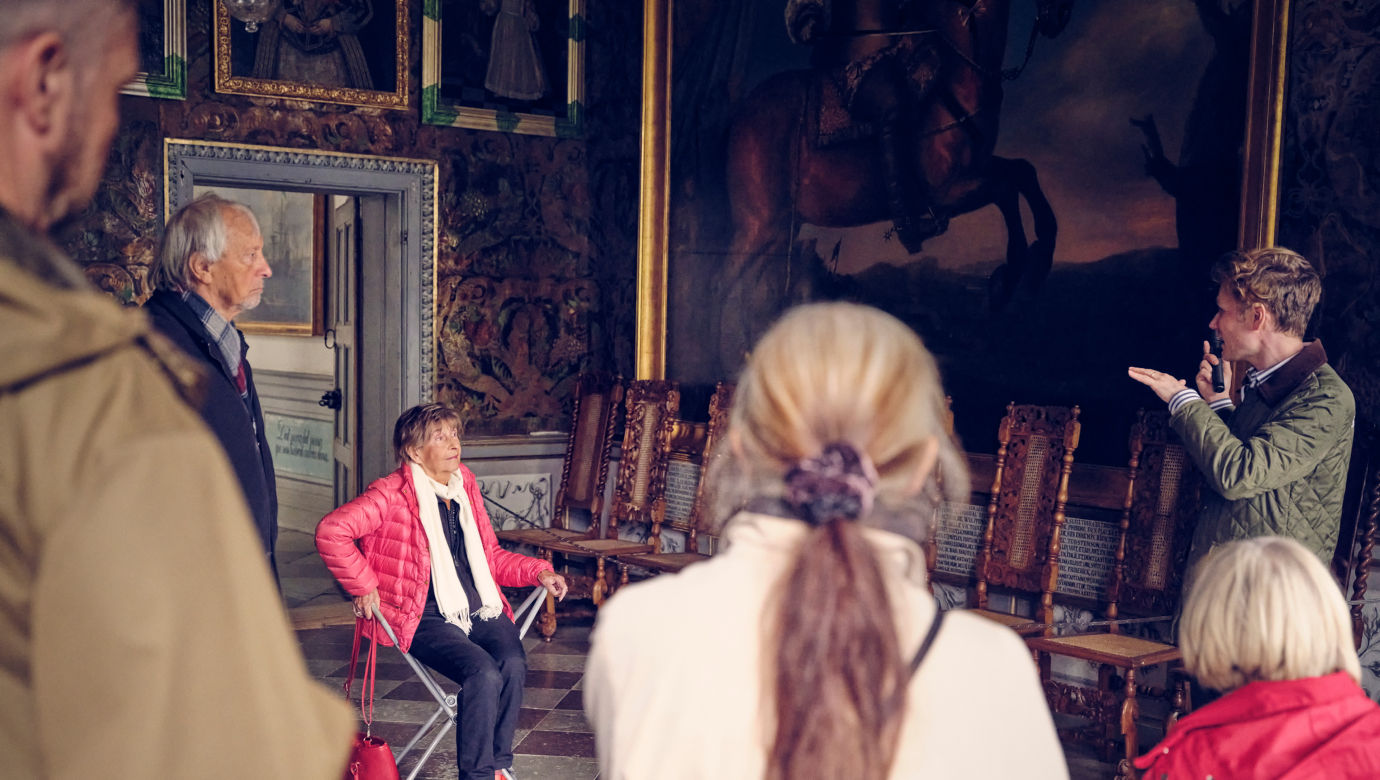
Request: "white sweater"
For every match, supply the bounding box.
[585,512,1069,779]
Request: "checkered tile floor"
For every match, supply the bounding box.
[281,529,1113,780]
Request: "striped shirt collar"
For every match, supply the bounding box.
[179,288,243,383]
[1244,351,1297,389]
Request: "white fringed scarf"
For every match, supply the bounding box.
[410,462,503,634]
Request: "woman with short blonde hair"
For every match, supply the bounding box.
[1137,536,1380,777]
[586,302,1067,779]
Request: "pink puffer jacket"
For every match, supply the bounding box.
[315,464,553,651]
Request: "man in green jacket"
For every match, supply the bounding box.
[1129,248,1354,571]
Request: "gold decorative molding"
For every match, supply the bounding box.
[1238,0,1290,249]
[212,1,410,110]
[635,0,670,380]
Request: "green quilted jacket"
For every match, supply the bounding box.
[1171,341,1354,570]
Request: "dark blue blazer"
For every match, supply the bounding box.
[144,290,278,562]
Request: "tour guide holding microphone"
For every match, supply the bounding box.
[1128,247,1354,572]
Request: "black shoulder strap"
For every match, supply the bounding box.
[907,605,946,679]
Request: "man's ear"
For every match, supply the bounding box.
[187,252,213,286]
[1248,302,1269,331]
[9,33,73,139]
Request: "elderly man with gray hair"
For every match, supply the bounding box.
[145,193,279,570]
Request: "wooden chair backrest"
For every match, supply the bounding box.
[687,382,734,551]
[1333,429,1378,648]
[924,397,957,583]
[608,380,681,545]
[976,403,1081,630]
[553,372,624,531]
[1108,410,1199,623]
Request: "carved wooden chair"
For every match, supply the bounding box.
[531,380,680,639]
[1334,428,1379,648]
[614,382,735,582]
[496,372,623,549]
[1026,409,1198,779]
[922,396,956,590]
[969,403,1081,637]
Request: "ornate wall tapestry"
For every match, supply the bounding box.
[1275,0,1380,433]
[57,0,641,437]
[1274,0,1380,703]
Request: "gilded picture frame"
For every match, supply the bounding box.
[636,0,1293,381]
[213,0,410,110]
[635,0,1294,463]
[188,185,326,337]
[1237,0,1289,249]
[421,0,586,137]
[122,0,187,99]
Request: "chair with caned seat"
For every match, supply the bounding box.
[530,380,680,639]
[968,403,1081,637]
[496,372,622,549]
[1026,409,1199,780]
[614,382,735,583]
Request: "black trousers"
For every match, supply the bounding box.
[409,611,526,779]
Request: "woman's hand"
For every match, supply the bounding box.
[353,588,380,620]
[538,570,568,601]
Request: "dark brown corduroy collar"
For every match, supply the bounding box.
[1255,340,1328,406]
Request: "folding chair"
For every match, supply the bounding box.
[369,586,547,780]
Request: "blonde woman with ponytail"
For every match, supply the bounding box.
[585,303,1066,779]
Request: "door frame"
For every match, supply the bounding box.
[165,139,438,490]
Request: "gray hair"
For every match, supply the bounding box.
[1181,536,1361,692]
[153,194,262,292]
[0,0,135,52]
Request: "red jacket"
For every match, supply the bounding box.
[1135,672,1380,779]
[315,464,553,651]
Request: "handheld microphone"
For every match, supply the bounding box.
[1210,332,1226,394]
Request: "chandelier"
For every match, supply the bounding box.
[221,0,280,33]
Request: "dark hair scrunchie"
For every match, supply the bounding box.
[783,442,880,525]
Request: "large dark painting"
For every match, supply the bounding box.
[646,0,1261,462]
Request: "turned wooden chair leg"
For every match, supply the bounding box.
[1119,668,1140,779]
[1167,673,1189,731]
[592,558,608,606]
[539,549,557,641]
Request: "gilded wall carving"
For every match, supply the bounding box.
[55,0,640,436]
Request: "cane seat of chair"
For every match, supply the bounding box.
[971,403,1081,637]
[498,372,622,548]
[612,551,709,574]
[615,382,734,577]
[970,610,1044,635]
[1026,409,1198,778]
[1027,632,1179,670]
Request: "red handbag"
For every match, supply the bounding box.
[341,618,400,780]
